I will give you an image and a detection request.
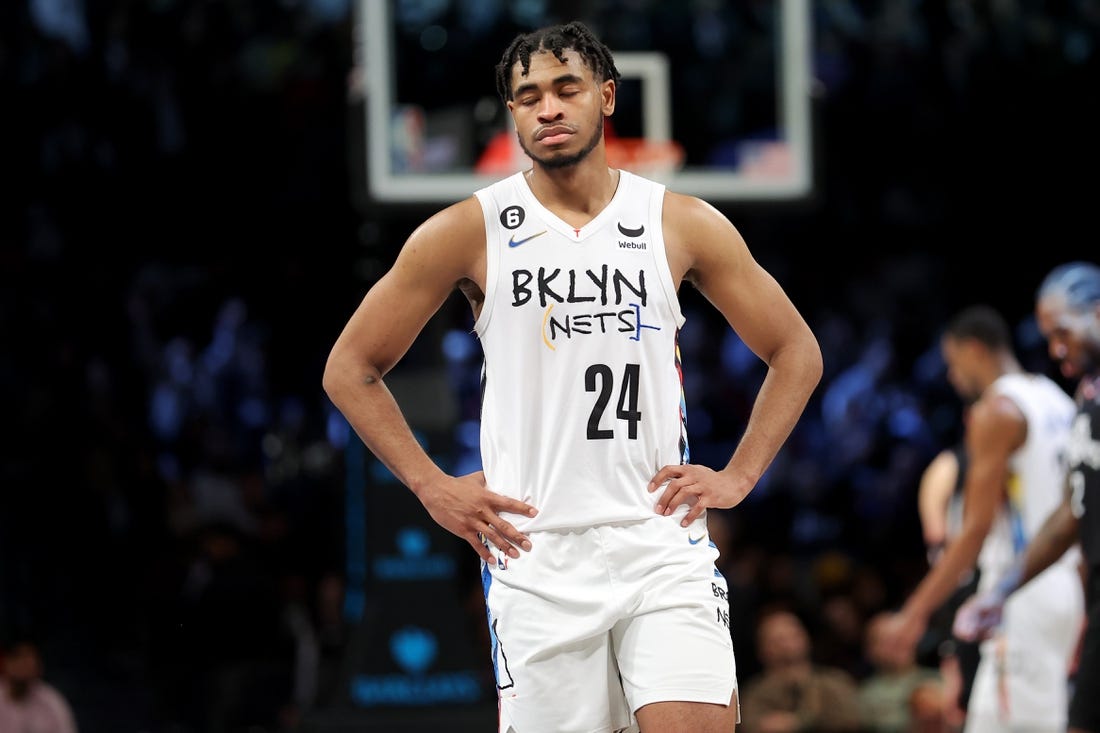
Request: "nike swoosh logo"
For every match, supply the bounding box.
[688,534,706,545]
[508,230,547,248]
[617,223,644,237]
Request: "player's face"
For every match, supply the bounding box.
[940,335,984,403]
[507,49,615,170]
[1036,293,1100,380]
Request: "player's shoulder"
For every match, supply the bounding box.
[968,389,1028,444]
[1000,372,1073,410]
[661,189,723,221]
[393,196,487,276]
[660,189,746,258]
[661,190,735,234]
[407,195,486,245]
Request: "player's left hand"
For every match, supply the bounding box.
[648,463,754,525]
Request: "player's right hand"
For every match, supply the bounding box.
[417,470,537,564]
[952,591,1004,642]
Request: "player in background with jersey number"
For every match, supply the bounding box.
[954,261,1100,733]
[322,20,822,733]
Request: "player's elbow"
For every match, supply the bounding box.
[323,343,386,409]
[808,339,824,385]
[322,343,357,406]
[768,328,823,397]
[798,330,824,388]
[321,349,344,404]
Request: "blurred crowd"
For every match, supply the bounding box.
[2,0,1098,731]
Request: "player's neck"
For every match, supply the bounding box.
[996,354,1023,377]
[977,355,1022,394]
[524,155,620,217]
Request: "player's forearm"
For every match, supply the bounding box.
[1017,502,1079,589]
[323,363,446,494]
[724,337,822,480]
[904,525,985,621]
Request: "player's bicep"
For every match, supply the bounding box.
[960,399,1021,527]
[343,268,456,375]
[686,216,811,364]
[959,446,1005,529]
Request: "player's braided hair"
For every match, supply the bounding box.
[494,21,622,104]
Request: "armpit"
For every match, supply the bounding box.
[457,277,485,318]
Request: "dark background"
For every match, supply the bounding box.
[2,1,1098,731]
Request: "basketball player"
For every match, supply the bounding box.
[322,21,822,733]
[879,305,1082,733]
[954,262,1100,733]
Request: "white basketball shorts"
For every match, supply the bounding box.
[480,513,739,733]
[963,560,1084,733]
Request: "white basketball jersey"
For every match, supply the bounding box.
[472,170,687,532]
[976,372,1078,589]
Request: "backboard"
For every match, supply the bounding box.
[357,1,813,203]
